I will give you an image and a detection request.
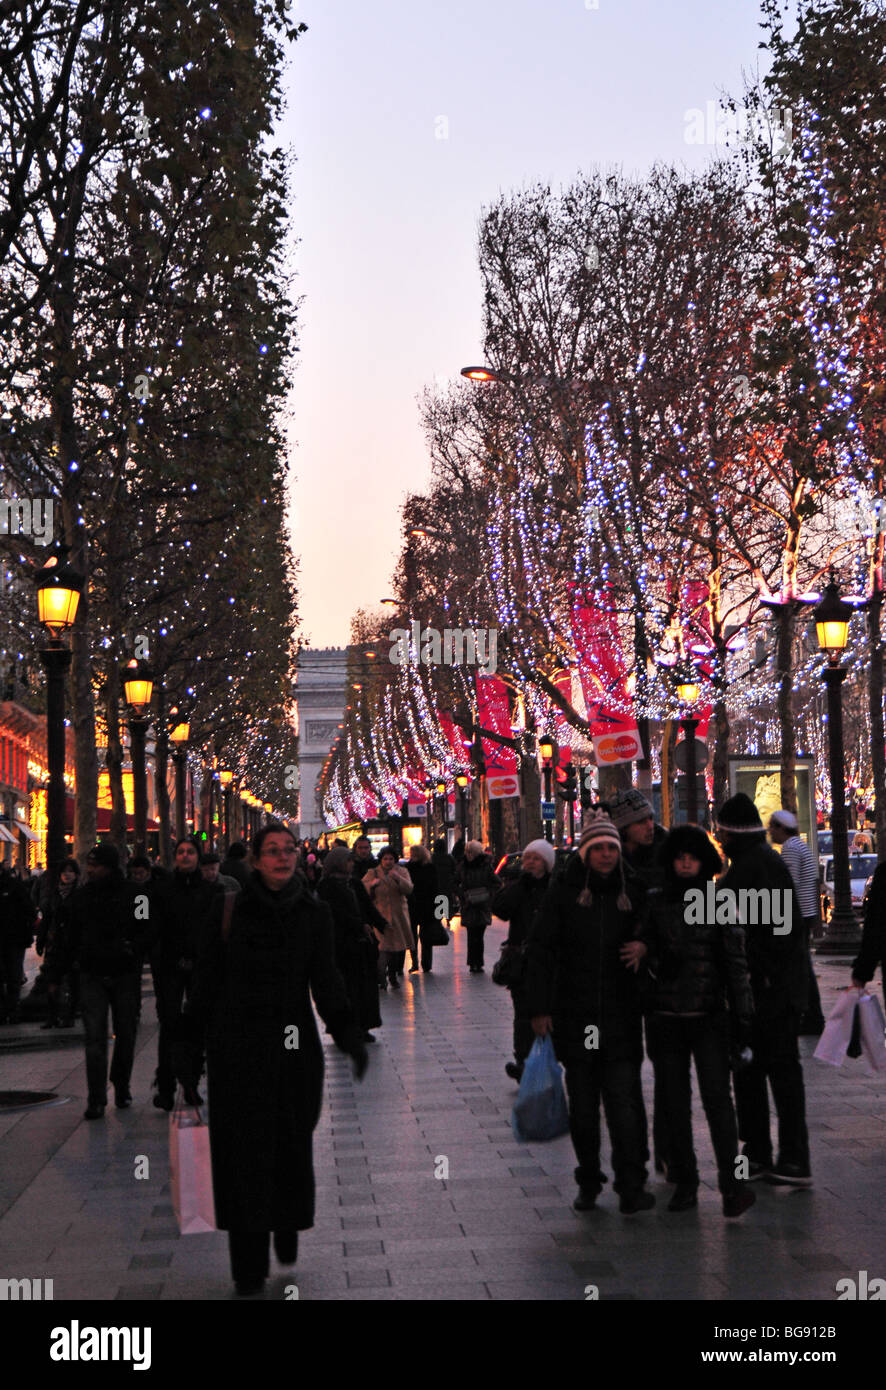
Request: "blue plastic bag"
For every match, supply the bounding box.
[511,1035,570,1143]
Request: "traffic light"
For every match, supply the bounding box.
[579,765,593,810]
[558,762,578,802]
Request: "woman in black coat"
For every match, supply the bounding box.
[644,824,755,1219]
[406,844,440,973]
[316,846,383,1039]
[456,840,499,973]
[188,824,368,1296]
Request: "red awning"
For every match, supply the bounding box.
[64,798,159,834]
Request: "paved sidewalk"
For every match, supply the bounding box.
[1,923,885,1301]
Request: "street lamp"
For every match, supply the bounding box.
[169,716,190,841]
[539,735,556,844]
[219,769,233,849]
[122,658,153,855]
[676,664,701,824]
[33,549,83,879]
[456,772,469,837]
[814,576,859,951]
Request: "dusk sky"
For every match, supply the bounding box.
[282,0,770,649]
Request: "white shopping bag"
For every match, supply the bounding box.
[170,1100,216,1235]
[813,989,859,1068]
[857,993,886,1073]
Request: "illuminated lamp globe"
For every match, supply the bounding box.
[34,553,84,637]
[814,578,852,662]
[122,659,153,716]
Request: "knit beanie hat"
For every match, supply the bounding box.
[522,838,555,872]
[717,792,763,834]
[323,847,353,877]
[606,787,654,832]
[576,811,630,911]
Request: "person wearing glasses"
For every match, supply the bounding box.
[186,822,368,1296]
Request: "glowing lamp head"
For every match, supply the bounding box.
[814,578,852,661]
[122,659,153,715]
[676,679,700,706]
[264,802,272,813]
[455,773,469,789]
[460,365,499,382]
[435,779,447,796]
[538,735,555,762]
[219,770,233,786]
[34,554,83,636]
[170,721,190,745]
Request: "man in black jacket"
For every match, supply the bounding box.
[66,844,154,1118]
[151,836,224,1108]
[525,813,654,1215]
[0,860,37,1024]
[717,793,810,1187]
[492,838,554,1082]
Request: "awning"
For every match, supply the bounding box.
[0,826,16,842]
[15,824,39,841]
[63,800,159,834]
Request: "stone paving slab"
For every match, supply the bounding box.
[1,929,886,1300]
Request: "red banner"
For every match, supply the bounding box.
[439,710,470,768]
[475,675,520,800]
[570,596,643,766]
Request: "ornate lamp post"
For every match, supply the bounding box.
[814,577,860,951]
[676,665,701,824]
[34,549,83,879]
[169,717,190,842]
[122,658,153,855]
[435,776,448,832]
[539,734,555,844]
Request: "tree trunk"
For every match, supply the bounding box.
[775,603,798,812]
[105,666,127,853]
[711,696,731,812]
[520,756,542,842]
[660,718,677,827]
[598,758,632,802]
[868,587,886,864]
[155,682,171,868]
[69,560,98,861]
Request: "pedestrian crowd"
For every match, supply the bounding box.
[1,787,874,1296]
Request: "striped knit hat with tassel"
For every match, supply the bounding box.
[576,809,631,912]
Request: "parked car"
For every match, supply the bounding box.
[817,831,833,868]
[821,853,879,920]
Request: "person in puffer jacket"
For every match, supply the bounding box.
[524,813,654,1216]
[644,824,755,1220]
